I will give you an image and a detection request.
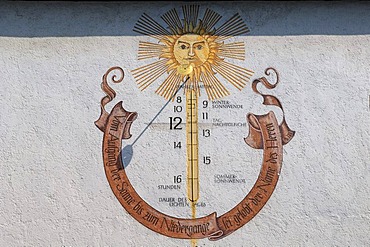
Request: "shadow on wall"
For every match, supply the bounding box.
[0,1,369,37]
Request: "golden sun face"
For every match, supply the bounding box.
[164,33,217,86]
[132,5,254,100]
[174,34,210,68]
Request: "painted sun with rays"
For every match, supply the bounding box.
[131,5,254,100]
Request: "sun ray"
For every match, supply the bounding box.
[201,75,215,100]
[131,60,168,90]
[217,58,254,78]
[161,8,183,34]
[201,8,222,32]
[219,42,245,60]
[201,71,230,100]
[134,62,165,90]
[218,61,253,82]
[133,13,171,40]
[209,72,230,99]
[213,58,254,90]
[182,5,199,30]
[138,41,166,60]
[164,74,182,100]
[155,70,182,100]
[215,13,250,41]
[160,72,180,99]
[155,71,174,94]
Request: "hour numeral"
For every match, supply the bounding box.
[174,106,183,112]
[203,156,211,165]
[174,142,182,149]
[169,117,182,130]
[203,129,210,137]
[176,96,182,103]
[202,100,208,108]
[202,112,208,120]
[174,175,182,183]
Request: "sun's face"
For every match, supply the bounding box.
[169,34,217,84]
[174,34,210,68]
[131,5,254,100]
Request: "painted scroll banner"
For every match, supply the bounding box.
[97,98,287,240]
[101,102,222,239]
[245,68,295,148]
[211,111,283,240]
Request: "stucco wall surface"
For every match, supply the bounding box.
[0,2,369,247]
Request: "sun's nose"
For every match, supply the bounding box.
[188,46,195,56]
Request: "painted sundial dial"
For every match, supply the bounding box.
[95,4,295,246]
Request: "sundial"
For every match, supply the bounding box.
[95,5,294,246]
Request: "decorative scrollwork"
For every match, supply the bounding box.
[252,67,279,93]
[250,67,295,146]
[95,67,125,132]
[100,67,125,108]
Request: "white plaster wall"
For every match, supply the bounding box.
[0,1,369,246]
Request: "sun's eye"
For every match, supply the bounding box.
[196,45,203,50]
[180,44,187,50]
